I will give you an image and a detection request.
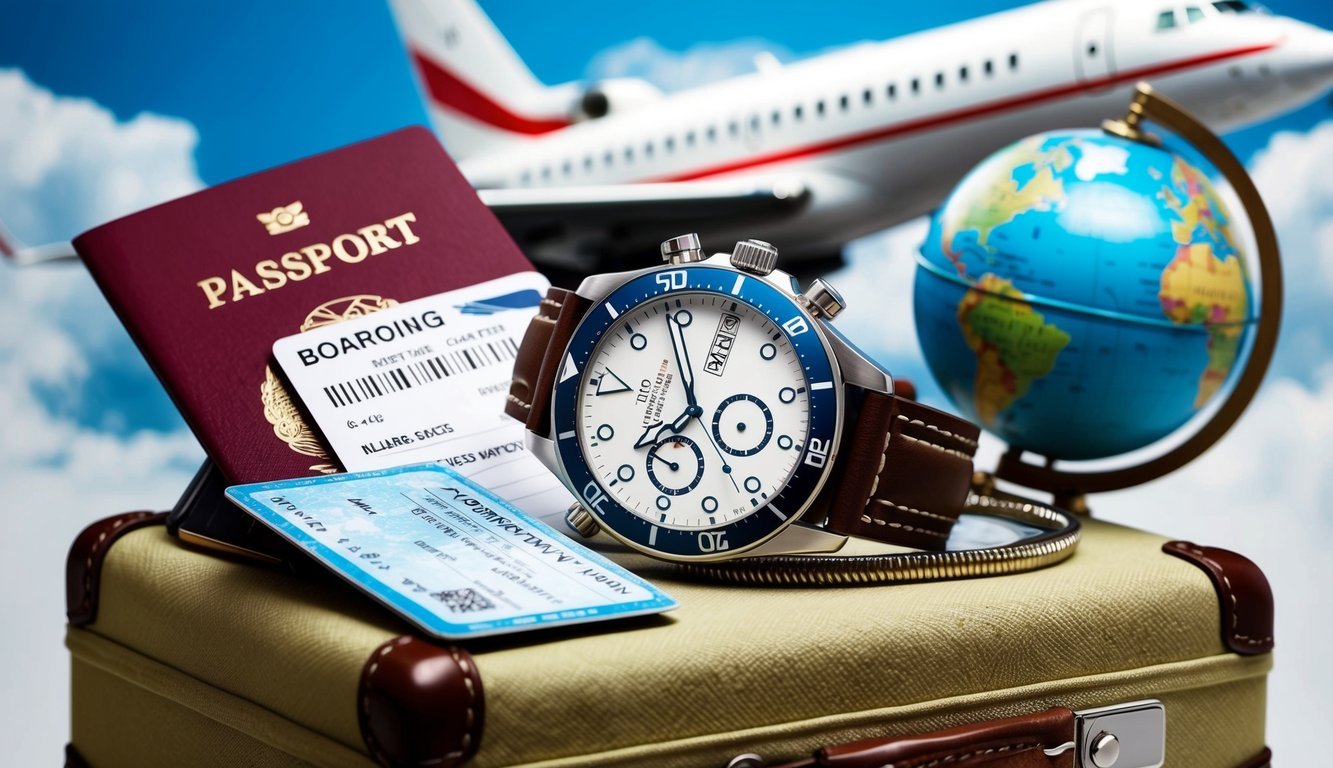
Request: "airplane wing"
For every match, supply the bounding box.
[0,220,78,266]
[478,179,812,270]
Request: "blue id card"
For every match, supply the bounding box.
[225,464,676,639]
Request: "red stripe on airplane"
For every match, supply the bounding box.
[0,230,14,258]
[653,40,1281,182]
[411,49,570,135]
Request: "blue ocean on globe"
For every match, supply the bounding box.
[914,129,1255,460]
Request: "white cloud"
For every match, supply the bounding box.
[0,68,202,244]
[832,218,929,360]
[585,37,793,93]
[0,72,204,762]
[1245,119,1333,385]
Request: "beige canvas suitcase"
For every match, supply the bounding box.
[65,510,1272,767]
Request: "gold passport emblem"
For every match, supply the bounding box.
[257,201,310,235]
[262,294,400,474]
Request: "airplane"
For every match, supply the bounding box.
[391,0,1333,269]
[6,0,1332,269]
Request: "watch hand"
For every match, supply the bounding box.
[633,406,701,450]
[667,312,697,407]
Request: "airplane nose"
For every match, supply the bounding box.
[1279,26,1333,93]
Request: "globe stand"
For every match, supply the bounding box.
[986,82,1283,510]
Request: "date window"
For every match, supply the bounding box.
[704,312,741,377]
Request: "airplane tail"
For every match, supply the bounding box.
[388,0,581,160]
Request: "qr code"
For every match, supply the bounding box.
[431,587,495,613]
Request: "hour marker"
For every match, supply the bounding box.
[617,464,635,482]
[596,368,633,395]
[771,504,787,521]
[630,333,648,350]
[777,435,793,450]
[605,302,620,319]
[731,274,746,295]
[656,495,671,510]
[744,476,762,493]
[558,430,576,441]
[559,353,579,383]
[648,526,658,546]
[596,424,615,441]
[811,381,834,390]
[708,516,716,525]
[760,343,777,360]
[702,496,718,513]
[779,387,796,404]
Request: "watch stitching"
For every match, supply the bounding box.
[857,514,949,539]
[899,431,973,461]
[505,393,531,411]
[1180,543,1273,647]
[896,414,979,452]
[870,498,954,524]
[531,314,557,325]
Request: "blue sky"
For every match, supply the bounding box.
[3,0,1333,761]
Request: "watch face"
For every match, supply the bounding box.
[553,265,840,560]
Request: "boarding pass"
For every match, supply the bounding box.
[272,272,573,525]
[225,464,676,639]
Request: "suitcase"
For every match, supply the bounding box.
[64,510,1273,767]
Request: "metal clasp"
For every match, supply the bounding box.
[1049,700,1164,768]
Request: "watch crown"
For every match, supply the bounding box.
[565,502,601,538]
[661,233,705,264]
[797,278,846,319]
[729,239,779,276]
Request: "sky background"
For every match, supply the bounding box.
[2,0,1332,763]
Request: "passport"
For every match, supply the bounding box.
[75,127,535,559]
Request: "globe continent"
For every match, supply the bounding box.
[914,130,1253,460]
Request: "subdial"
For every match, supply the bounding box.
[710,394,774,457]
[645,436,706,496]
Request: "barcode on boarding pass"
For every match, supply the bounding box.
[322,338,519,408]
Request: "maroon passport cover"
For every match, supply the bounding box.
[75,126,533,484]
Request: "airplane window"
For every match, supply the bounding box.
[643,142,654,158]
[706,125,717,142]
[935,72,945,88]
[583,156,594,170]
[727,120,738,136]
[541,166,551,180]
[983,59,994,76]
[561,160,572,176]
[1157,10,1177,29]
[794,104,804,120]
[911,78,920,94]
[624,146,634,162]
[816,99,826,116]
[959,65,969,82]
[685,130,696,146]
[887,83,897,99]
[603,150,614,166]
[839,94,850,110]
[1213,0,1254,11]
[772,109,781,126]
[664,137,675,153]
[520,170,531,186]
[1008,53,1019,70]
[750,114,762,132]
[1186,6,1205,22]
[863,88,873,105]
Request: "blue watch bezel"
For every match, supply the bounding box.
[552,265,841,560]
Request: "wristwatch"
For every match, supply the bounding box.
[506,234,981,563]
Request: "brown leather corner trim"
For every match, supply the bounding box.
[764,707,1075,768]
[65,743,91,768]
[1163,541,1275,655]
[358,635,484,768]
[66,511,168,627]
[1236,746,1272,768]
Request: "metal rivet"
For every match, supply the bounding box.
[1090,731,1120,768]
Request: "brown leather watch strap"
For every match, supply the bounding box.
[764,707,1075,768]
[823,391,980,550]
[505,286,592,438]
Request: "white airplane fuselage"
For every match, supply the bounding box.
[458,0,1333,257]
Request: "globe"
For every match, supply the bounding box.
[914,129,1256,461]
